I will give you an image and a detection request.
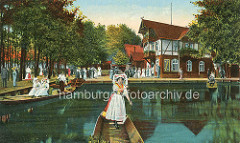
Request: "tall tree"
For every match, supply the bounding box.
[188,0,240,64]
[12,0,82,80]
[106,24,141,55]
[70,20,107,66]
[0,0,14,70]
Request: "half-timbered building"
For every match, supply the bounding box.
[138,19,214,78]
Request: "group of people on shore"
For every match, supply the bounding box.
[109,65,161,79]
[125,65,160,78]
[75,67,102,80]
[28,77,49,96]
[0,67,19,88]
[0,66,49,88]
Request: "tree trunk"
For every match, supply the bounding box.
[46,56,48,69]
[15,42,17,65]
[23,48,27,80]
[34,46,37,77]
[53,61,55,77]
[57,59,60,75]
[19,47,24,81]
[7,26,9,70]
[64,61,67,76]
[10,41,13,69]
[48,57,54,79]
[36,48,40,76]
[0,10,3,71]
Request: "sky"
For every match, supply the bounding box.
[73,0,200,33]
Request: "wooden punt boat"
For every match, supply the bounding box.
[0,86,77,105]
[92,115,144,143]
[206,81,218,89]
[0,78,85,105]
[50,78,85,88]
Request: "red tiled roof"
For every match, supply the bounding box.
[124,44,144,62]
[131,52,144,61]
[104,61,112,64]
[141,19,189,40]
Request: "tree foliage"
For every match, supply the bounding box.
[70,20,107,66]
[188,0,240,64]
[0,0,140,80]
[106,24,141,55]
[113,50,129,65]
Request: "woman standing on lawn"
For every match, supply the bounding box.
[12,67,17,87]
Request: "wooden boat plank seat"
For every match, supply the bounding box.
[93,115,144,143]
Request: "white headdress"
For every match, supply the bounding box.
[41,78,49,84]
[33,78,38,84]
[112,74,128,86]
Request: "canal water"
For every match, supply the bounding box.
[0,82,239,143]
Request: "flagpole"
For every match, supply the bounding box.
[171,2,172,25]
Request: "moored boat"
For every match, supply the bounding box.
[0,78,85,105]
[91,114,144,143]
[0,86,76,105]
[206,81,218,89]
[206,74,218,89]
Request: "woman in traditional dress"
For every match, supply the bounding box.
[141,68,146,78]
[179,68,183,79]
[83,68,87,80]
[102,74,132,129]
[39,66,43,76]
[25,67,32,80]
[29,78,41,96]
[109,68,114,79]
[146,65,150,77]
[133,68,138,78]
[58,73,66,92]
[35,78,49,96]
[68,68,71,77]
[12,67,17,87]
[93,67,98,78]
[137,68,141,78]
[79,68,82,78]
[97,66,102,77]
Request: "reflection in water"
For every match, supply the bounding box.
[28,108,34,113]
[0,114,10,123]
[0,82,239,142]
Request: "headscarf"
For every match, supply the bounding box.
[112,74,128,86]
[33,78,38,84]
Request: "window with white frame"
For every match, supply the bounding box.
[156,41,159,51]
[171,59,179,72]
[156,59,159,66]
[179,41,183,49]
[151,42,154,51]
[144,42,149,51]
[173,41,178,52]
[189,43,194,49]
[199,61,205,72]
[187,60,192,72]
[194,43,198,50]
